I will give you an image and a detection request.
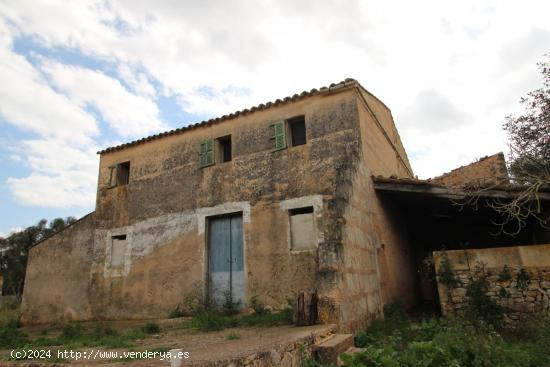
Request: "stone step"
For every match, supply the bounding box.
[337,346,367,366]
[312,333,354,364]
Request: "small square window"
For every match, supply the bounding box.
[289,206,315,251]
[288,116,306,147]
[216,135,232,163]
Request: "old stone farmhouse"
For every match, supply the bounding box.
[20,79,550,331]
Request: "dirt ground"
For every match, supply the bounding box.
[0,318,335,366]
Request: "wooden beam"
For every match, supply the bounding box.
[373,182,550,201]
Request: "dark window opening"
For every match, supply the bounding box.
[112,234,127,240]
[217,135,232,162]
[116,162,130,186]
[288,116,306,146]
[109,161,130,187]
[289,206,314,216]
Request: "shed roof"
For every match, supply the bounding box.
[372,176,550,200]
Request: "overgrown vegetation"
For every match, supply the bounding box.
[344,302,550,367]
[0,318,148,350]
[460,56,549,235]
[436,254,460,289]
[225,331,241,340]
[141,322,160,334]
[183,308,293,332]
[176,295,291,331]
[463,264,504,328]
[515,268,531,291]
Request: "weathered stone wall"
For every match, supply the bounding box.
[432,152,508,186]
[434,244,550,324]
[22,89,363,324]
[21,213,95,324]
[335,89,416,332]
[21,84,416,329]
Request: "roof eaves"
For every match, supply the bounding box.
[97,78,361,155]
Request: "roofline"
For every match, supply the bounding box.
[372,176,550,200]
[431,152,507,181]
[29,211,95,249]
[97,78,389,155]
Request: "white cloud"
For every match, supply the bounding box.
[0,23,97,145]
[398,90,471,133]
[0,0,549,189]
[116,64,156,98]
[41,61,167,137]
[5,138,99,208]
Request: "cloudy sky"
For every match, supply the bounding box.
[0,0,549,236]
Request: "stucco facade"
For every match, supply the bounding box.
[21,79,415,331]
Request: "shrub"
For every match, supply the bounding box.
[182,282,205,315]
[186,308,293,332]
[225,331,240,340]
[61,324,85,339]
[498,265,512,282]
[0,318,28,348]
[168,307,184,319]
[190,310,234,331]
[516,268,531,291]
[141,322,160,334]
[436,254,460,288]
[464,265,503,328]
[346,315,550,367]
[222,290,241,316]
[249,295,266,315]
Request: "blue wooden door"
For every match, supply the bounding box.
[208,215,244,309]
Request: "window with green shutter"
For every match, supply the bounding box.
[271,120,287,151]
[199,139,214,167]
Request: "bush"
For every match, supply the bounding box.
[464,265,503,328]
[345,313,550,367]
[141,322,160,334]
[355,300,411,348]
[0,318,28,348]
[186,308,293,332]
[168,307,184,319]
[225,331,240,340]
[249,295,266,315]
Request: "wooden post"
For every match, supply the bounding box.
[294,289,318,326]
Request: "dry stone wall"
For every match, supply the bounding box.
[434,244,550,324]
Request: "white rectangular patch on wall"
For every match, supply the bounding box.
[110,234,127,267]
[289,207,315,251]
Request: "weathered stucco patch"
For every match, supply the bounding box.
[100,210,197,277]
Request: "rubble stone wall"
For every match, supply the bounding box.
[434,244,550,324]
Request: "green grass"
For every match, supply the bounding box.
[225,331,241,340]
[182,308,293,332]
[1,322,148,351]
[345,302,550,367]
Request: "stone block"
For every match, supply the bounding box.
[313,334,354,365]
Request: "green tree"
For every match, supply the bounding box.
[504,58,550,184]
[461,57,550,235]
[496,56,550,234]
[0,217,76,298]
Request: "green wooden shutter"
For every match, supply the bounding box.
[272,121,287,150]
[199,139,214,167]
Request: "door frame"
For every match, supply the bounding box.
[204,211,246,309]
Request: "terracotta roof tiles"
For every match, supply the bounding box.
[97,78,382,154]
